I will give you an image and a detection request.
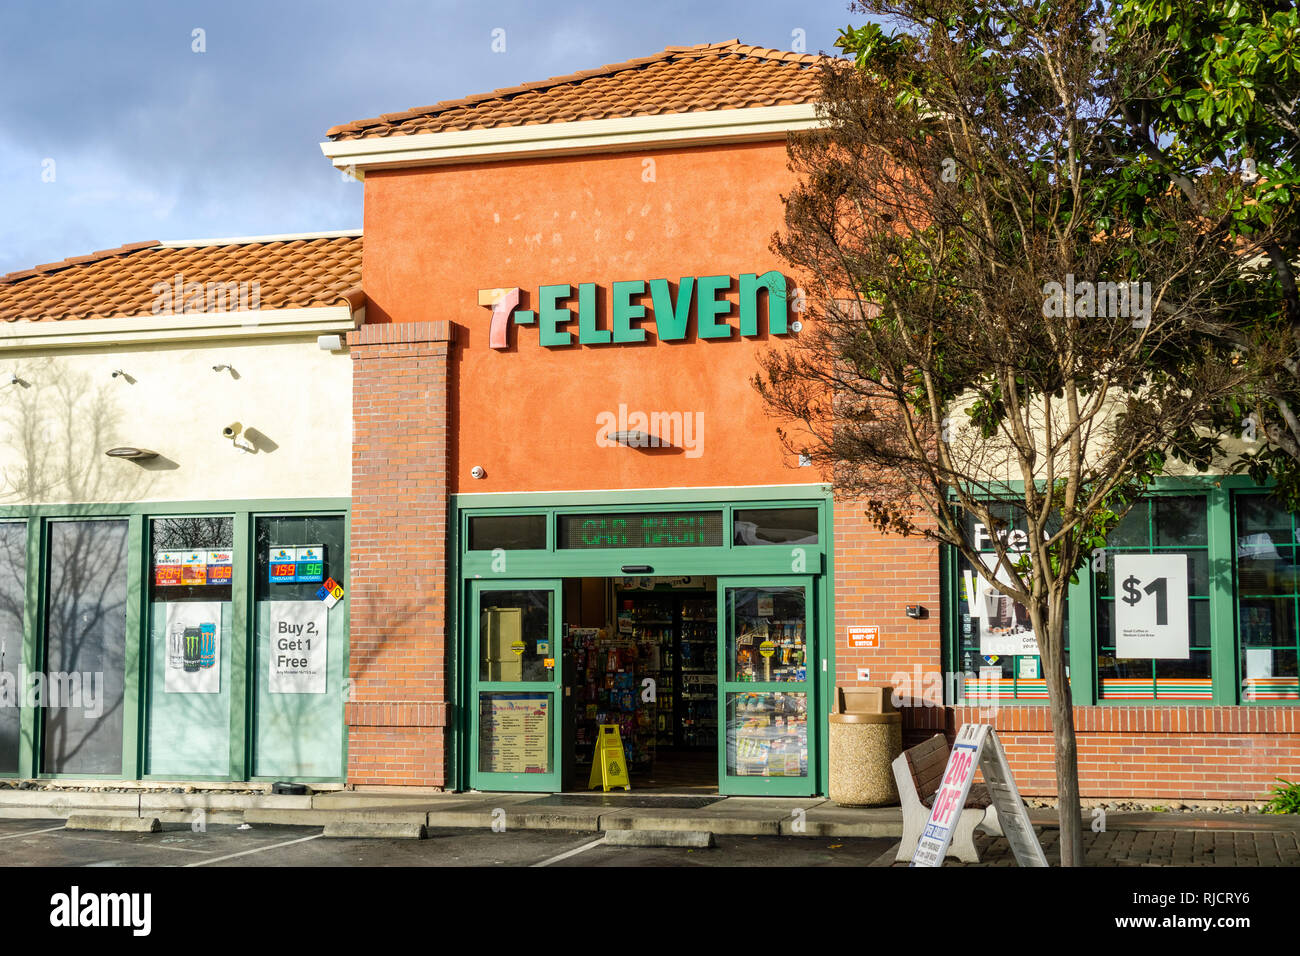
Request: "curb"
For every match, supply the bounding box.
[65,813,161,833]
[323,821,427,840]
[604,829,715,848]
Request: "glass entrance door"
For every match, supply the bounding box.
[717,577,816,795]
[469,580,563,792]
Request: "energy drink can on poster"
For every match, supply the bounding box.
[168,623,185,669]
[199,623,216,669]
[183,627,201,672]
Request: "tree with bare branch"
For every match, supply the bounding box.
[756,0,1284,865]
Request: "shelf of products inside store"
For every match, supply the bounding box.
[569,625,658,768]
[731,691,809,777]
[678,597,718,748]
[623,596,677,749]
[734,613,807,683]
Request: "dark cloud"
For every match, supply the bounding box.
[0,0,849,274]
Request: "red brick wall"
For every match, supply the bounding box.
[345,321,454,787]
[832,499,942,692]
[905,706,1300,801]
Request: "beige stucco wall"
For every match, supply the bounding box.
[0,335,350,506]
[942,391,1240,485]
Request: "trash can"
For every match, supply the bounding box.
[828,685,902,807]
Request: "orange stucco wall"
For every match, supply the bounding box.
[361,141,818,494]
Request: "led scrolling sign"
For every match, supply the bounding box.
[478,271,794,349]
[558,511,725,549]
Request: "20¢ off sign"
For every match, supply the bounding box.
[1113,554,1190,659]
[269,601,328,694]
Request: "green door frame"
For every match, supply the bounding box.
[716,575,818,796]
[467,578,564,792]
[451,485,834,796]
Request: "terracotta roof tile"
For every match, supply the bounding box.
[0,233,362,322]
[327,39,830,141]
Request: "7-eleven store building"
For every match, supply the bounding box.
[0,40,1292,801]
[327,40,1298,802]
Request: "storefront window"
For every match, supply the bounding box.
[1236,495,1300,701]
[146,517,234,776]
[479,590,553,682]
[1096,496,1211,700]
[953,503,1067,702]
[253,515,346,779]
[727,587,807,683]
[726,692,807,777]
[42,519,128,775]
[468,515,546,551]
[0,523,25,774]
[732,508,818,545]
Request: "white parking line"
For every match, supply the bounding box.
[184,832,324,867]
[61,834,211,853]
[530,837,606,868]
[0,825,64,841]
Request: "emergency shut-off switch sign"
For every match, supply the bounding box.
[269,602,327,693]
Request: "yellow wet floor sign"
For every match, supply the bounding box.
[588,724,631,792]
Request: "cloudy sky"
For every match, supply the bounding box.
[0,0,858,275]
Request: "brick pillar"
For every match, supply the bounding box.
[346,321,454,787]
[833,498,943,702]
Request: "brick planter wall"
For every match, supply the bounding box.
[903,705,1300,801]
[345,321,454,787]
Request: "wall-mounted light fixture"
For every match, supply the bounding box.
[610,430,657,448]
[317,334,344,351]
[105,447,158,461]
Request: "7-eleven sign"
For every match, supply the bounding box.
[478,287,521,349]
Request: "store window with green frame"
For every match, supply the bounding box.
[253,515,346,779]
[1094,495,1211,700]
[145,516,234,777]
[1235,493,1300,702]
[0,522,25,775]
[952,503,1067,702]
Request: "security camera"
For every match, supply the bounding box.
[222,422,243,439]
[7,374,18,386]
[470,465,486,479]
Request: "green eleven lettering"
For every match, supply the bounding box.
[511,272,789,347]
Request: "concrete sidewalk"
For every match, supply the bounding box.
[870,826,1300,866]
[2,787,1299,844]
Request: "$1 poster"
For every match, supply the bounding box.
[1113,554,1189,659]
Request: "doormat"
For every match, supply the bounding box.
[520,794,726,810]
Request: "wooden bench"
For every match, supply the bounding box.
[891,733,1003,862]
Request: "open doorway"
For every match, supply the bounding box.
[561,576,719,792]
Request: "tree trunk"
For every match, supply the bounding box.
[1044,625,1083,866]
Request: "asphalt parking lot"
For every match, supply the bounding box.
[0,818,896,868]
